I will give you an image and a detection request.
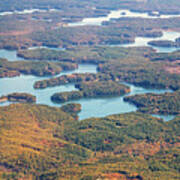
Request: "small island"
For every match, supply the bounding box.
[148,40,178,47]
[0,93,36,103]
[51,91,83,103]
[34,73,100,89]
[51,81,130,103]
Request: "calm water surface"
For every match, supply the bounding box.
[0,51,175,121]
[121,31,180,52]
[0,9,178,121]
[76,83,174,120]
[0,64,97,107]
[0,49,24,61]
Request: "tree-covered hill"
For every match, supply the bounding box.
[0,104,179,179]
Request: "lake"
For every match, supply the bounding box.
[0,49,175,121]
[0,8,178,121]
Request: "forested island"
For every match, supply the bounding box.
[148,40,180,48]
[0,93,36,103]
[51,81,130,103]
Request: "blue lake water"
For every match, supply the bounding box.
[108,31,180,53]
[0,8,179,121]
[0,50,175,121]
[0,64,97,107]
[121,31,180,53]
[73,83,173,120]
[0,49,24,61]
[0,73,173,121]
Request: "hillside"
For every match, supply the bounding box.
[0,104,179,179]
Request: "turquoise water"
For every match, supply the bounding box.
[108,31,180,53]
[121,31,180,53]
[0,74,173,120]
[0,50,175,121]
[0,49,24,61]
[72,83,174,121]
[0,26,178,121]
[0,64,97,107]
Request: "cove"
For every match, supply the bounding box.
[120,31,180,53]
[0,46,65,61]
[0,64,97,107]
[106,31,180,53]
[0,49,24,61]
[71,82,174,121]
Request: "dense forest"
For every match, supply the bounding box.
[0,104,179,179]
[0,58,78,77]
[61,103,81,119]
[124,91,180,115]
